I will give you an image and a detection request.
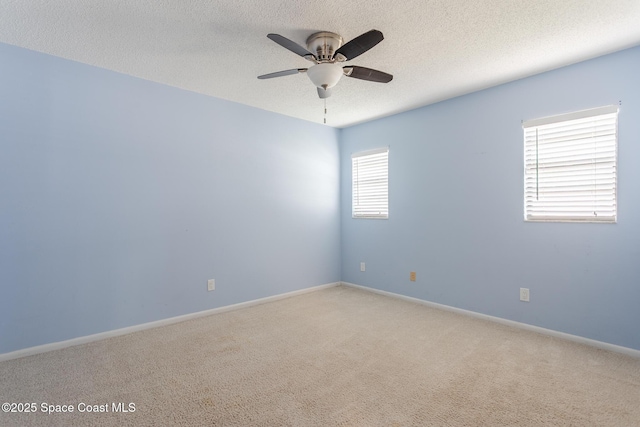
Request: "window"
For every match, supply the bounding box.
[352,148,388,219]
[523,105,618,222]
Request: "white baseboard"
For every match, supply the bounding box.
[341,282,640,359]
[0,282,340,362]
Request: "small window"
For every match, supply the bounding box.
[523,105,618,222]
[352,148,388,219]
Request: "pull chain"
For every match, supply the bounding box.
[323,98,327,124]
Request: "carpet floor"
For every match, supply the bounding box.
[1,285,639,426]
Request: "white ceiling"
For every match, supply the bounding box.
[2,1,640,128]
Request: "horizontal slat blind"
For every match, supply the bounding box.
[523,107,618,222]
[352,148,388,219]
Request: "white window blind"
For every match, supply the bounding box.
[352,148,388,219]
[523,105,618,222]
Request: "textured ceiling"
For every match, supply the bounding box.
[2,0,640,128]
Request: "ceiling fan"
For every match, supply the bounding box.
[258,29,393,98]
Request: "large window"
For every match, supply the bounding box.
[523,105,618,222]
[352,148,388,219]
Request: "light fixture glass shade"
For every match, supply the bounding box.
[307,63,343,89]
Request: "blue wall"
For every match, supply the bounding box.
[2,42,639,355]
[340,46,640,350]
[0,43,341,354]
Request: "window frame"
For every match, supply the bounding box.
[352,147,389,219]
[522,105,619,223]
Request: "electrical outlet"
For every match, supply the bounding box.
[207,279,215,291]
[520,287,530,302]
[410,272,416,281]
[360,262,365,272]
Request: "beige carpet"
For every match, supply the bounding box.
[1,285,639,426]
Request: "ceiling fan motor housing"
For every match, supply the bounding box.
[306,31,343,62]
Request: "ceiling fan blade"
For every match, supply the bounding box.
[258,69,307,79]
[333,30,384,61]
[344,66,393,83]
[267,34,316,60]
[317,87,332,99]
